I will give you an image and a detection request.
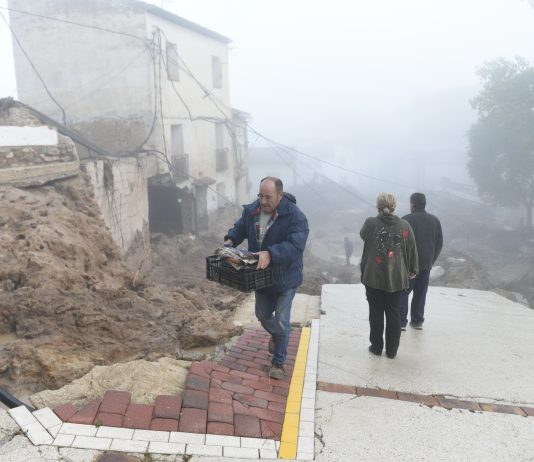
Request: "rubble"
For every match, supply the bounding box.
[0,174,243,396]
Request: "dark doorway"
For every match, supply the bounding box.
[147,177,183,234]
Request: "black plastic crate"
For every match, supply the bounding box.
[206,255,273,292]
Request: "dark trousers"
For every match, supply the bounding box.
[365,286,402,356]
[400,269,430,327]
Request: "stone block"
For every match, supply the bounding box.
[178,408,207,434]
[182,389,208,410]
[154,395,182,420]
[234,413,262,438]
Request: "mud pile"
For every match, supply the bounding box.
[0,175,242,394]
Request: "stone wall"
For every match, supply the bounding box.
[0,128,80,187]
[82,156,150,252]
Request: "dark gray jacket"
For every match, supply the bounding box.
[402,210,443,271]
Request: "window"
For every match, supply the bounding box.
[212,56,222,89]
[166,42,179,81]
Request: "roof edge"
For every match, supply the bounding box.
[144,4,232,44]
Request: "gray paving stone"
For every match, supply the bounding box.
[110,438,148,453]
[53,433,75,447]
[8,406,37,431]
[240,437,276,450]
[148,441,186,454]
[260,448,279,459]
[59,423,97,437]
[71,435,111,450]
[133,429,170,442]
[223,446,259,458]
[169,431,205,444]
[25,421,53,445]
[33,407,62,429]
[96,426,134,439]
[205,433,240,447]
[185,443,223,456]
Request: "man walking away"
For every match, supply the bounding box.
[224,177,309,379]
[400,193,443,330]
[344,236,353,265]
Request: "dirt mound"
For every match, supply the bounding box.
[0,178,126,292]
[0,175,242,394]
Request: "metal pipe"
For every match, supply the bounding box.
[0,387,35,412]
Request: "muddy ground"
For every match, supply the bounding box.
[0,175,245,397]
[1,174,532,401]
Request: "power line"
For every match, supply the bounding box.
[0,10,66,124]
[248,126,412,190]
[0,5,146,42]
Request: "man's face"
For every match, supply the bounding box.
[258,180,283,214]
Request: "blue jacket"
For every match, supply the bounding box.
[224,193,309,292]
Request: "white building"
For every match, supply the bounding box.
[8,0,249,235]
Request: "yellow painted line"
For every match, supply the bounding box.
[279,327,311,459]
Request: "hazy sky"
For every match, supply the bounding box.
[1,0,534,184]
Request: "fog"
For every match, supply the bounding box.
[147,0,534,200]
[1,0,534,203]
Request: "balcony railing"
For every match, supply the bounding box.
[215,148,228,172]
[172,154,189,182]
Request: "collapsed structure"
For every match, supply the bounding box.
[6,0,250,251]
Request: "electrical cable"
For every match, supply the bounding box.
[0,5,146,42]
[0,10,66,124]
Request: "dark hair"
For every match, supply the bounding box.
[410,192,426,210]
[260,176,283,194]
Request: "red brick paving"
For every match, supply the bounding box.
[150,418,179,431]
[436,397,482,412]
[95,412,124,427]
[185,374,210,392]
[51,326,532,445]
[208,388,233,405]
[179,408,207,433]
[480,403,527,416]
[69,400,101,425]
[53,404,77,422]
[182,389,209,410]
[207,421,234,435]
[99,390,131,415]
[317,380,533,420]
[153,395,182,420]
[123,404,153,429]
[51,328,301,440]
[234,413,262,437]
[207,402,234,424]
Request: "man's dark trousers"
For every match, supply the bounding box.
[400,269,430,327]
[365,286,402,357]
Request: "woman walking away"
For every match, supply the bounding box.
[360,193,418,359]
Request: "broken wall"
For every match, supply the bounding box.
[0,101,80,186]
[82,155,150,252]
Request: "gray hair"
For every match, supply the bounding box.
[260,176,283,194]
[376,192,396,214]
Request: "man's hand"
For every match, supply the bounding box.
[253,251,271,269]
[224,239,233,247]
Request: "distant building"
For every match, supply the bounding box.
[8,0,250,234]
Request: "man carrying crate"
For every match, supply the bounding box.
[224,177,309,380]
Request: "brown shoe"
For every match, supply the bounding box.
[269,363,285,380]
[268,336,275,354]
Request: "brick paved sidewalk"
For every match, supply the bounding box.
[52,327,299,440]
